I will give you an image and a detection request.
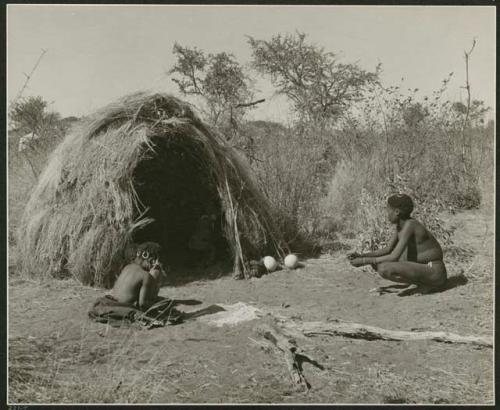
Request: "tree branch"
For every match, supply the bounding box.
[461,38,477,174]
[11,49,47,105]
[234,98,265,109]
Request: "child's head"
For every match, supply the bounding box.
[387,194,414,222]
[135,242,162,270]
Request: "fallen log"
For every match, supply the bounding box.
[281,320,493,348]
[255,322,324,390]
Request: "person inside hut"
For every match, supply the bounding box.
[89,242,181,327]
[187,213,217,267]
[347,194,447,292]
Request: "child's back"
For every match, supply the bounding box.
[111,263,148,305]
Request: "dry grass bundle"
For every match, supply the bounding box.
[16,92,285,287]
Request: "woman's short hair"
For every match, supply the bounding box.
[387,194,414,219]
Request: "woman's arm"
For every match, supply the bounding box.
[364,221,414,264]
[362,240,397,257]
[349,228,398,259]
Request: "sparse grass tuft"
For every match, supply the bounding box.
[9,326,171,404]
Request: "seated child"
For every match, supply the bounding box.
[348,194,447,289]
[89,242,182,327]
[110,242,165,310]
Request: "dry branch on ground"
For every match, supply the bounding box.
[278,319,493,348]
[255,321,324,391]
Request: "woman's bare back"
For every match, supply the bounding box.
[398,219,443,263]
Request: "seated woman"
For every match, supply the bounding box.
[348,194,447,290]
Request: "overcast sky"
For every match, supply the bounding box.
[7,5,496,122]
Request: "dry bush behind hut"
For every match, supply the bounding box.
[16,92,286,287]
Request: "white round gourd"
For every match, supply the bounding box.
[263,256,278,272]
[284,254,299,269]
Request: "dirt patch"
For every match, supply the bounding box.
[8,209,494,404]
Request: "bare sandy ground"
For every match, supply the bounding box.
[8,208,494,404]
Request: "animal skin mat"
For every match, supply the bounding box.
[88,295,183,328]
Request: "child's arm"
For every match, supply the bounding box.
[138,273,157,310]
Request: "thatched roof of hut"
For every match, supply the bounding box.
[16,92,286,287]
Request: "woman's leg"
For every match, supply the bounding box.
[377,261,446,287]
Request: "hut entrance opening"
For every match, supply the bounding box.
[131,134,231,278]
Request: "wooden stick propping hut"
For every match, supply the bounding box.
[16,92,286,287]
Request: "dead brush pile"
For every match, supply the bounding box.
[16,92,285,287]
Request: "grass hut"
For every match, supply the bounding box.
[16,92,286,287]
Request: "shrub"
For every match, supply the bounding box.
[8,97,74,246]
[315,78,491,251]
[250,123,335,252]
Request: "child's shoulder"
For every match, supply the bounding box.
[121,263,146,275]
[122,262,139,270]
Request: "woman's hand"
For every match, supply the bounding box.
[349,257,366,267]
[347,252,361,260]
